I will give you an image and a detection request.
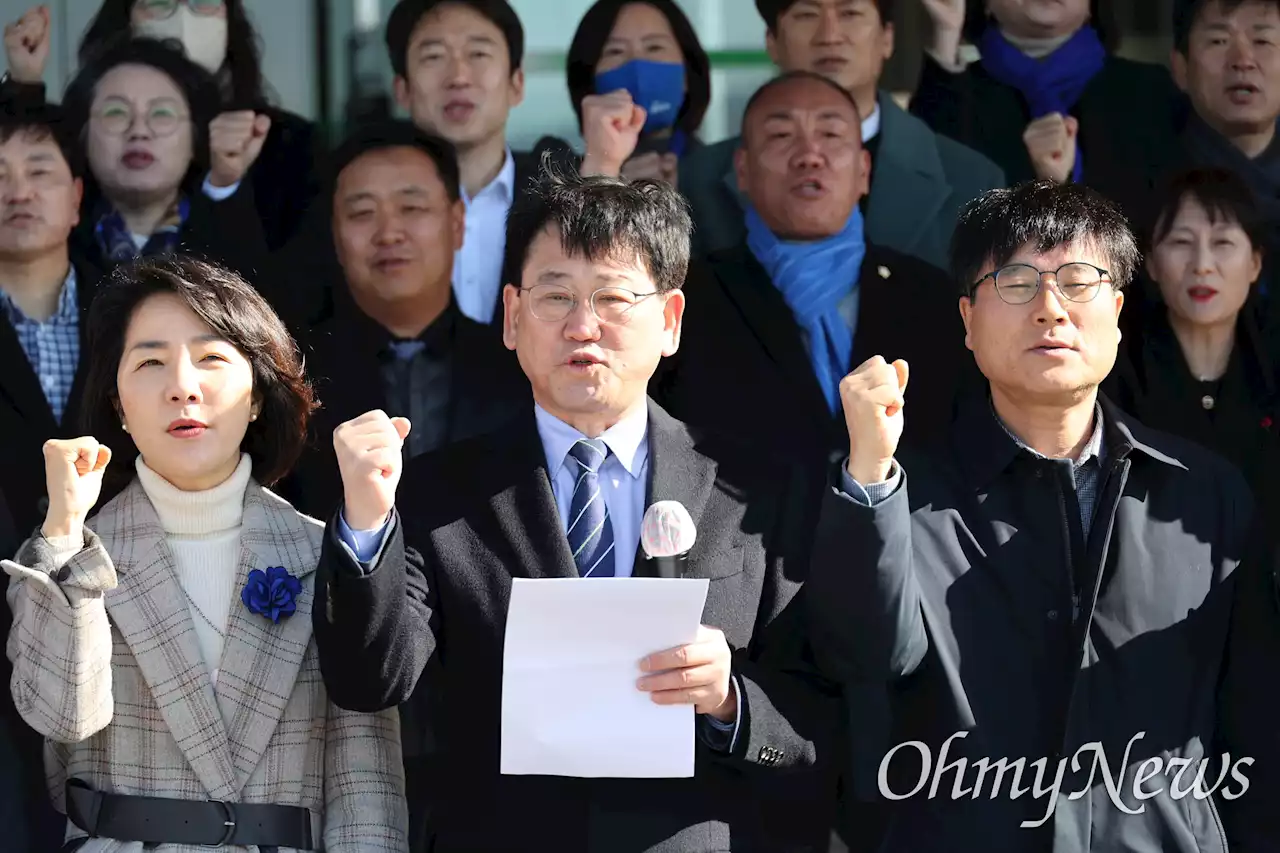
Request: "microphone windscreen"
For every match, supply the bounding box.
[640,501,697,558]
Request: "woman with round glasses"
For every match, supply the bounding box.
[44,37,271,282]
[4,1,318,251]
[1106,167,1280,519]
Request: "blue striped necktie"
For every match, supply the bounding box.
[565,438,615,577]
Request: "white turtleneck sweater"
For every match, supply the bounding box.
[135,453,252,688]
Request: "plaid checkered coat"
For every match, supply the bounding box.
[3,477,408,852]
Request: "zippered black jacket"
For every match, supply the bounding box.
[807,392,1254,852]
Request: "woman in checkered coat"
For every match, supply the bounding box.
[3,256,408,852]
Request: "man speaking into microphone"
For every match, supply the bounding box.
[311,166,840,852]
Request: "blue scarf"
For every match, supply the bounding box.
[745,204,865,414]
[978,25,1107,184]
[94,196,190,264]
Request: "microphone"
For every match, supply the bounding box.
[641,501,696,578]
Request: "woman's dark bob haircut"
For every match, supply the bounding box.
[81,255,317,492]
[1149,167,1267,257]
[79,0,270,109]
[566,0,711,138]
[62,36,222,185]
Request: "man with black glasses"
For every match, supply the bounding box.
[806,180,1256,853]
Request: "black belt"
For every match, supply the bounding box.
[66,778,317,849]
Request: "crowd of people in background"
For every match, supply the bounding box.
[0,0,1278,851]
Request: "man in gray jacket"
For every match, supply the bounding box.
[679,0,1004,269]
[807,180,1256,852]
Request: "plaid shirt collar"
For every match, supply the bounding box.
[992,400,1106,471]
[0,265,78,326]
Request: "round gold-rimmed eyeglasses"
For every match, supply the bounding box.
[518,284,662,324]
[91,97,189,137]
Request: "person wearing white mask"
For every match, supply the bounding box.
[2,1,320,252]
[130,0,229,75]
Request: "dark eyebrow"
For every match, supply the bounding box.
[593,271,636,284]
[610,32,674,44]
[416,34,498,49]
[127,334,225,354]
[1201,21,1242,33]
[535,271,572,284]
[342,185,431,206]
[341,191,376,206]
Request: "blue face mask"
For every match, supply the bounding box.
[594,59,686,135]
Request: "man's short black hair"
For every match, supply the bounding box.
[755,0,895,32]
[385,0,525,79]
[1173,0,1279,53]
[951,180,1141,297]
[740,70,862,139]
[329,119,461,203]
[0,97,84,179]
[506,160,691,292]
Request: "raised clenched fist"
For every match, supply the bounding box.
[3,5,50,85]
[580,90,647,178]
[208,110,271,189]
[1023,113,1078,185]
[42,437,111,539]
[839,356,909,485]
[920,0,966,67]
[334,410,412,531]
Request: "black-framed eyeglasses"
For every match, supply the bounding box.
[970,262,1112,305]
[92,97,189,137]
[134,0,226,20]
[518,284,662,324]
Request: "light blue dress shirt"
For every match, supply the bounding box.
[534,403,648,577]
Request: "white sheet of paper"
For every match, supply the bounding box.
[500,576,711,778]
